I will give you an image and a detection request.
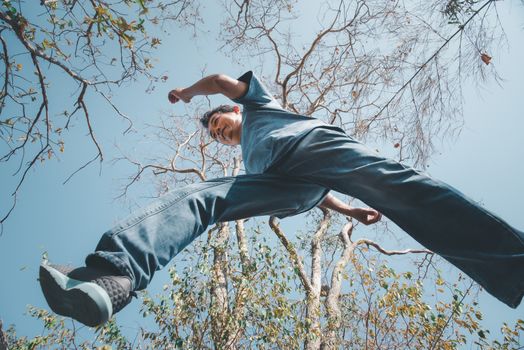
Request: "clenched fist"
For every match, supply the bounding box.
[168,88,191,104]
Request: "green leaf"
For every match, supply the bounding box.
[477,330,486,339]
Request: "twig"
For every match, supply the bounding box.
[366,0,496,129]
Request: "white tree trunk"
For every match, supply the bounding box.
[305,209,330,350]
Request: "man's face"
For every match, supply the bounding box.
[208,110,242,146]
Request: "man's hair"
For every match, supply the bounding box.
[200,105,235,129]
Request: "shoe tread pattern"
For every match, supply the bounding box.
[94,276,133,313]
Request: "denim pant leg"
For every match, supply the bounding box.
[275,127,524,308]
[86,174,329,291]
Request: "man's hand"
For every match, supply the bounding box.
[168,88,191,104]
[346,207,382,226]
[319,193,382,225]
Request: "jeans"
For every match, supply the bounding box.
[86,128,524,308]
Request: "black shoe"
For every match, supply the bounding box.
[39,262,134,327]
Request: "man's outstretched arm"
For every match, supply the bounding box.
[168,74,248,103]
[319,193,382,225]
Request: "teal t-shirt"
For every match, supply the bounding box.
[232,71,340,174]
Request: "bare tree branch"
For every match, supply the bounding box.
[365,0,496,130]
[356,239,433,256]
[0,0,200,223]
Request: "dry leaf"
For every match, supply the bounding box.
[480,53,492,65]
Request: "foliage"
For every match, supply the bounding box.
[5,307,132,349]
[5,239,524,348]
[444,0,482,24]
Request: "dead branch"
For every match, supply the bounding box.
[356,239,433,256]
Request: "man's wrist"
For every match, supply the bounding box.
[180,88,192,100]
[344,207,356,217]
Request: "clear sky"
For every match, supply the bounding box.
[1,0,523,345]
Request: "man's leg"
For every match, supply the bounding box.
[40,174,329,326]
[86,174,329,290]
[273,127,524,308]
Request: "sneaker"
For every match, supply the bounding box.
[39,262,134,327]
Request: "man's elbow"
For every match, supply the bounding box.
[214,74,247,99]
[212,73,234,91]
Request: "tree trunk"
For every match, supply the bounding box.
[210,223,236,349]
[305,209,330,350]
[322,222,355,349]
[0,320,8,350]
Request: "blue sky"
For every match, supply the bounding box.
[1,0,523,344]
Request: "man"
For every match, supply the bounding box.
[40,71,524,328]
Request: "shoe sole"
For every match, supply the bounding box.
[39,264,113,327]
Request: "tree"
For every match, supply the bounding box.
[0,320,8,350]
[4,0,524,349]
[0,0,199,224]
[219,0,502,164]
[6,247,524,348]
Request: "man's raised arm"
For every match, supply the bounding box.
[168,74,248,104]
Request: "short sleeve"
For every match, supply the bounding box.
[232,71,282,110]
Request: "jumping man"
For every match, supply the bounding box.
[39,71,524,327]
